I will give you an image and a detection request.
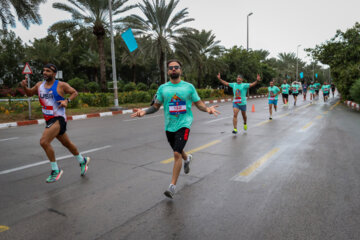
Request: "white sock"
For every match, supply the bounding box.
[50,162,59,171]
[169,184,176,189]
[75,154,84,164]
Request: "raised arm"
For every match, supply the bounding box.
[217,73,230,87]
[194,100,220,116]
[249,74,261,88]
[20,77,40,96]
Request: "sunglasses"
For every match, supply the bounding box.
[168,66,180,70]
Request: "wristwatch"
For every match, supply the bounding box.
[67,98,71,103]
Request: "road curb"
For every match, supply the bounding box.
[0,95,267,129]
[344,100,360,111]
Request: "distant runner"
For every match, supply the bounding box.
[321,81,331,102]
[281,79,290,105]
[268,81,281,120]
[309,82,316,103]
[331,83,336,98]
[291,81,300,106]
[302,82,308,101]
[217,72,261,133]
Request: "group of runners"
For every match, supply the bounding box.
[20,60,336,199]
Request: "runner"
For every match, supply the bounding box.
[217,72,261,134]
[280,79,290,105]
[268,81,281,120]
[314,81,321,99]
[302,81,308,101]
[321,81,331,102]
[309,82,316,103]
[20,64,90,183]
[331,83,336,98]
[131,59,220,199]
[291,81,300,106]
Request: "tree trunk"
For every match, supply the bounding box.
[96,34,107,92]
[132,64,136,83]
[197,65,202,88]
[159,50,165,84]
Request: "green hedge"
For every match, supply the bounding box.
[350,79,360,103]
[257,87,268,95]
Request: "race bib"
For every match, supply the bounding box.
[324,88,328,91]
[42,106,54,116]
[233,97,242,104]
[269,97,275,100]
[169,101,187,115]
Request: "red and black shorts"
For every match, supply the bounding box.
[166,127,190,154]
[46,116,67,136]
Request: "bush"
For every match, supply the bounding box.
[150,83,158,90]
[86,82,100,93]
[80,93,95,106]
[197,89,212,99]
[257,87,268,95]
[123,82,136,92]
[68,96,80,108]
[94,93,110,107]
[68,78,85,91]
[136,82,148,91]
[350,79,360,103]
[211,89,225,98]
[135,91,151,103]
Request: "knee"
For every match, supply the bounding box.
[174,152,182,161]
[40,138,49,149]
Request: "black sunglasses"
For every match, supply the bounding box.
[168,66,180,70]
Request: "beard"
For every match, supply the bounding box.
[43,75,53,82]
[170,73,180,79]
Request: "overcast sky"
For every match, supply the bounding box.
[11,0,360,63]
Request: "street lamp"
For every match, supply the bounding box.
[247,12,253,51]
[109,0,119,108]
[296,44,301,82]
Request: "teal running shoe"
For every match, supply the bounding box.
[46,169,63,183]
[80,157,91,176]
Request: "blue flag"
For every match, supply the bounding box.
[121,28,138,52]
[299,72,304,79]
[315,73,318,78]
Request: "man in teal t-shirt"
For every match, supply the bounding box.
[309,82,316,103]
[314,82,321,98]
[268,81,281,120]
[321,81,331,102]
[291,81,300,106]
[217,72,261,134]
[131,59,219,199]
[280,79,290,105]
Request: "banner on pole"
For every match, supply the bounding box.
[121,28,138,52]
[315,73,318,78]
[299,72,304,79]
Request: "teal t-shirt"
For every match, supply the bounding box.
[321,85,330,94]
[156,80,201,132]
[309,84,315,93]
[229,83,250,106]
[268,86,280,100]
[314,83,321,90]
[292,84,300,94]
[281,84,290,94]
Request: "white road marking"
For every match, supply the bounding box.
[205,116,233,124]
[0,137,19,142]
[0,145,111,175]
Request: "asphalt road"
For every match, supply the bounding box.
[1,94,360,240]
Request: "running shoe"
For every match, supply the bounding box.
[184,154,192,174]
[232,128,238,134]
[80,157,91,176]
[244,124,248,131]
[46,169,63,183]
[269,116,273,120]
[164,184,176,199]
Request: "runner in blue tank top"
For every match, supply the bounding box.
[21,64,90,183]
[131,59,220,199]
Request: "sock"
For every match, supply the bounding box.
[169,184,176,190]
[50,162,59,171]
[75,154,84,164]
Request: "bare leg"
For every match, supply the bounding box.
[269,104,273,116]
[40,121,61,162]
[181,150,188,161]
[171,152,183,185]
[233,108,239,129]
[241,111,247,124]
[57,133,80,155]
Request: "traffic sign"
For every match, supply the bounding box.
[22,62,33,74]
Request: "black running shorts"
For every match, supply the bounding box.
[46,116,67,136]
[282,93,289,99]
[166,127,190,154]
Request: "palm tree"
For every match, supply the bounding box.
[0,0,44,30]
[178,29,223,88]
[124,0,195,84]
[50,0,136,91]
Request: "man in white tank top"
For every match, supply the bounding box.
[21,64,90,183]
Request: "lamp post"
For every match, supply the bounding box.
[109,0,119,107]
[296,44,301,82]
[247,12,253,51]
